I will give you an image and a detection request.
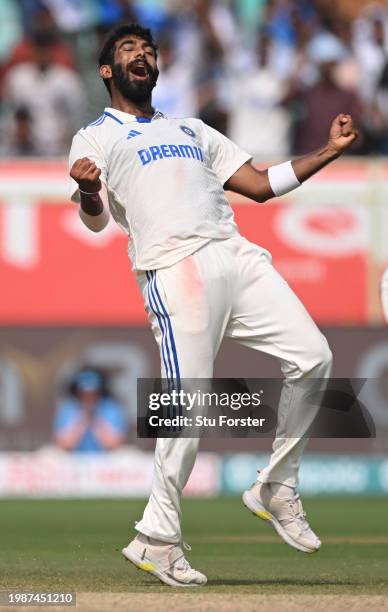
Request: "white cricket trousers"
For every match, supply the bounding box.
[135,235,332,543]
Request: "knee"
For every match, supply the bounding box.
[286,334,332,379]
[303,335,333,376]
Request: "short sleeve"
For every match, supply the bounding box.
[201,122,252,186]
[53,400,78,434]
[99,400,127,435]
[68,131,108,203]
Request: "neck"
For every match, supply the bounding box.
[110,91,154,118]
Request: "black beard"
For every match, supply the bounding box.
[111,61,159,104]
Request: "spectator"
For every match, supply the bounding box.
[152,30,198,118]
[292,32,361,154]
[1,30,85,156]
[228,32,291,158]
[40,0,93,33]
[0,106,38,157]
[234,0,267,47]
[354,9,388,152]
[260,0,317,79]
[0,0,23,64]
[353,4,388,104]
[364,56,388,153]
[72,24,112,125]
[174,0,240,133]
[53,368,127,452]
[2,7,76,75]
[0,0,386,156]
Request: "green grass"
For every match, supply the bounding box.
[0,497,387,594]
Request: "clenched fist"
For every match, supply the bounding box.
[327,114,359,156]
[70,157,102,194]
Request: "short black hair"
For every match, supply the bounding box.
[98,23,158,94]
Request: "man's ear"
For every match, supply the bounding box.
[99,65,112,79]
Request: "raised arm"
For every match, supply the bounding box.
[70,157,110,232]
[224,114,358,203]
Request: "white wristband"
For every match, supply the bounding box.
[79,188,101,195]
[268,160,300,197]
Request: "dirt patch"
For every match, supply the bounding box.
[8,593,388,612]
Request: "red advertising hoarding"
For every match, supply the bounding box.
[0,159,385,325]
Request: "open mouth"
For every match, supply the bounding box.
[129,63,149,81]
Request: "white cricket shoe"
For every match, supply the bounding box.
[122,533,207,587]
[243,481,321,553]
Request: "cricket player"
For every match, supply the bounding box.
[68,24,358,587]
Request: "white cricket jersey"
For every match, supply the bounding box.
[68,107,251,271]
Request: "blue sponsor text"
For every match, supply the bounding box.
[138,144,204,165]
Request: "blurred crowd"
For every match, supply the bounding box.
[54,367,127,452]
[1,0,388,158]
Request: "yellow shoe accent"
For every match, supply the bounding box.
[138,561,156,572]
[256,510,272,521]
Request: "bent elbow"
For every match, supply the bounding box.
[79,208,110,232]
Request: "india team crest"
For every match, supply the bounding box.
[180,125,196,138]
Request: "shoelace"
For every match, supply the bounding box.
[174,541,193,572]
[287,495,310,533]
[175,556,192,572]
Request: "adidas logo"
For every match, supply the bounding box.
[127,129,142,140]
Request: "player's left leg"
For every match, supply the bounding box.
[225,237,332,553]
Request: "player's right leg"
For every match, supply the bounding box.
[122,246,231,586]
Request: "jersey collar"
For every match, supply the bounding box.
[104,107,165,124]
